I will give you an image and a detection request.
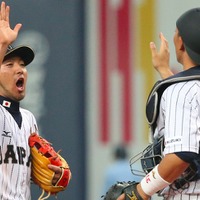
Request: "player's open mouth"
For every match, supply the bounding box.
[16,78,24,90]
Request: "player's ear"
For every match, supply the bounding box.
[179,37,185,51]
[180,43,185,51]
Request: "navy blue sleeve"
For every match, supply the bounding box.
[175,152,199,163]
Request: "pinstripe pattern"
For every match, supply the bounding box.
[0,105,38,200]
[163,192,200,200]
[156,81,200,198]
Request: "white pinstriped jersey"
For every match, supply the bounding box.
[0,105,38,200]
[155,80,200,198]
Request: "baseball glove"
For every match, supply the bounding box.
[29,133,72,200]
[102,181,143,200]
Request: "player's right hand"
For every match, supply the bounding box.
[0,1,22,45]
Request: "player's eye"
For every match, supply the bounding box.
[20,62,25,67]
[5,62,13,67]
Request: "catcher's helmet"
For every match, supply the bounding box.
[176,8,200,64]
[130,136,164,176]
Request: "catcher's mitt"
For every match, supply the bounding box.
[102,181,143,200]
[29,133,72,200]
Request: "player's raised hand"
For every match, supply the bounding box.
[150,32,173,79]
[0,1,22,45]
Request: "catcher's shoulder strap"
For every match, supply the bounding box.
[146,65,200,134]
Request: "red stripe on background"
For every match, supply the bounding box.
[117,0,132,143]
[99,0,109,142]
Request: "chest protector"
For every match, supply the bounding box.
[146,65,200,136]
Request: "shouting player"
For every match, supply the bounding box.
[0,2,63,199]
[116,7,200,200]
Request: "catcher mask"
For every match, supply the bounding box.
[3,45,35,66]
[176,8,200,64]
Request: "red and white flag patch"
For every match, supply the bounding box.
[3,100,11,108]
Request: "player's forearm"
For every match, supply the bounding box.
[0,43,9,64]
[136,184,150,200]
[157,153,189,183]
[156,67,174,79]
[136,153,189,199]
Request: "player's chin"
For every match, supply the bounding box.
[14,92,26,102]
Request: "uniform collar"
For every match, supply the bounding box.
[0,96,20,112]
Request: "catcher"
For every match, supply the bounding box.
[103,7,200,200]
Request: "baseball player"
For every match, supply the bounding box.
[0,2,63,199]
[116,7,200,200]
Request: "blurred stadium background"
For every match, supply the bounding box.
[6,0,200,199]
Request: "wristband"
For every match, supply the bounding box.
[140,165,170,196]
